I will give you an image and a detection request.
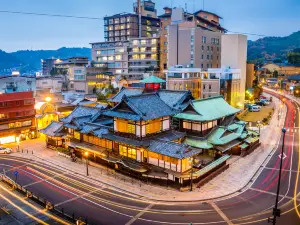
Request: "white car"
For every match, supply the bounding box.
[249,105,261,112]
[0,146,12,154]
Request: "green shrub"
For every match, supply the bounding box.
[56,147,70,155]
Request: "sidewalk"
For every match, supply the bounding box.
[4,92,286,202]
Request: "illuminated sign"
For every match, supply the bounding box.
[0,135,15,144]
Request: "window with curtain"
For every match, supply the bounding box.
[183,121,192,129]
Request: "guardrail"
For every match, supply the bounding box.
[0,174,92,225]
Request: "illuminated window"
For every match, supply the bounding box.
[15,122,22,128]
[96,50,101,55]
[102,57,107,61]
[116,69,122,73]
[0,114,6,119]
[120,25,125,29]
[115,55,121,60]
[8,123,15,128]
[140,54,146,59]
[140,47,146,52]
[151,47,157,52]
[151,39,157,44]
[133,40,139,45]
[74,131,81,140]
[141,40,146,45]
[108,56,114,61]
[133,54,139,60]
[151,54,157,60]
[128,122,136,134]
[185,84,188,89]
[133,48,139,53]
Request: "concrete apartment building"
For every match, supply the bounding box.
[54,57,89,94]
[36,76,64,93]
[167,8,222,70]
[165,66,241,106]
[159,7,226,72]
[41,58,62,75]
[0,75,36,94]
[103,0,160,42]
[221,34,247,109]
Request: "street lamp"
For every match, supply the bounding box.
[257,121,261,136]
[85,151,89,176]
[268,128,286,225]
[45,96,52,102]
[16,136,20,152]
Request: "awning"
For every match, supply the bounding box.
[240,143,249,149]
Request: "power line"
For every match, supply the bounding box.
[227,30,267,37]
[0,10,269,37]
[0,10,104,20]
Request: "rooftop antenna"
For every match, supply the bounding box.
[171,0,173,8]
[203,0,205,10]
[185,3,188,12]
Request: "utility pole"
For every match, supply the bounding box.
[268,128,286,224]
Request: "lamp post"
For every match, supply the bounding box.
[257,121,261,136]
[16,136,20,152]
[190,156,195,192]
[85,152,89,176]
[268,128,286,224]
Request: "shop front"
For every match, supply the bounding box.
[35,102,59,130]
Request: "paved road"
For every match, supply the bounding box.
[0,90,299,225]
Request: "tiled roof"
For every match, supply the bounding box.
[108,87,144,103]
[148,140,200,159]
[104,93,177,121]
[157,90,194,110]
[174,96,240,122]
[39,121,64,137]
[60,106,101,123]
[287,74,300,81]
[140,75,166,83]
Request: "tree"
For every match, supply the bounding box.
[273,70,279,78]
[287,52,300,64]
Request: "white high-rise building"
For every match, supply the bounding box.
[221,34,247,109]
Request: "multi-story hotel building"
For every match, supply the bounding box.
[128,37,160,76]
[0,91,36,144]
[159,7,226,73]
[167,8,222,70]
[104,1,160,42]
[90,41,129,76]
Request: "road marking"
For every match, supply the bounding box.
[209,201,233,225]
[263,166,299,173]
[23,170,70,188]
[278,152,287,160]
[54,188,103,207]
[237,196,258,207]
[250,188,300,201]
[125,203,154,225]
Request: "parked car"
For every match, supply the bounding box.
[255,99,269,106]
[0,146,12,154]
[249,105,261,112]
[260,95,267,99]
[261,99,270,105]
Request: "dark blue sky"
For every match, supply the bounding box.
[0,0,299,52]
